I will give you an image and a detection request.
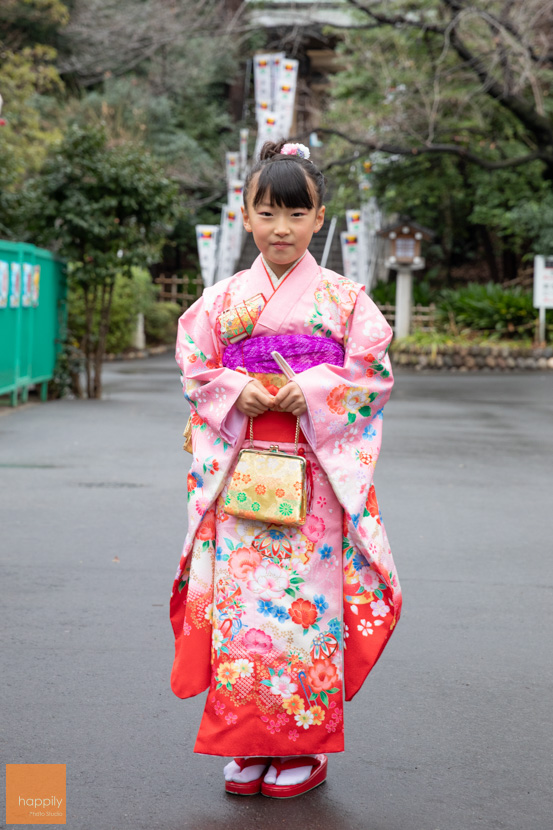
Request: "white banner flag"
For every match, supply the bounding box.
[239,129,249,178]
[225,152,240,187]
[275,58,298,139]
[196,225,219,288]
[341,232,360,281]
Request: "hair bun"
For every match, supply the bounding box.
[258,139,288,160]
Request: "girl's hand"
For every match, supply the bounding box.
[272,381,307,417]
[235,379,275,417]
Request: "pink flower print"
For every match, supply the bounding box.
[265,719,281,734]
[303,515,325,543]
[288,729,299,742]
[225,712,238,725]
[213,700,226,716]
[243,628,272,654]
[276,713,289,726]
[316,496,327,508]
[331,707,343,724]
[182,621,191,636]
[247,561,289,600]
[228,546,262,580]
[359,567,381,593]
[370,599,390,618]
[325,720,337,733]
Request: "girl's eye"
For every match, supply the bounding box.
[292,212,307,217]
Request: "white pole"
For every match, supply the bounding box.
[395,267,413,339]
[321,216,337,269]
[539,305,546,342]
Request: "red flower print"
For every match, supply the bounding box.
[187,473,196,492]
[364,353,375,363]
[255,484,266,495]
[243,628,272,654]
[211,459,219,473]
[307,658,339,693]
[191,411,204,426]
[206,359,218,370]
[365,485,381,523]
[228,546,262,580]
[276,488,285,498]
[302,514,325,543]
[197,512,216,540]
[326,384,348,415]
[188,354,198,363]
[241,473,251,484]
[289,598,318,629]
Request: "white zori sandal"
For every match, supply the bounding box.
[261,755,328,798]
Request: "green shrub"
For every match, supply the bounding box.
[145,301,181,344]
[436,283,537,338]
[370,277,436,306]
[68,266,177,353]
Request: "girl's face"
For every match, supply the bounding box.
[242,173,325,277]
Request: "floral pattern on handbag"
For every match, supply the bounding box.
[224,418,306,526]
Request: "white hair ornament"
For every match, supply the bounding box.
[280,143,311,160]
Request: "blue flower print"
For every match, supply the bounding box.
[191,471,204,487]
[257,600,274,616]
[320,544,333,561]
[328,617,342,643]
[362,425,376,440]
[352,553,365,572]
[314,595,328,614]
[271,605,289,623]
[216,546,224,561]
[376,408,383,420]
[351,513,360,529]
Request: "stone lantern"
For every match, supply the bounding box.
[377,219,433,338]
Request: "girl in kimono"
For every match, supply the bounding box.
[170,139,401,798]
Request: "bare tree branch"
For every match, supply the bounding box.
[297,126,547,171]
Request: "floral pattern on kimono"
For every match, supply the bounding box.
[170,251,401,754]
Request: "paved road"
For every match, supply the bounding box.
[2,356,552,830]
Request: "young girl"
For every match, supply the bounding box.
[170,139,401,798]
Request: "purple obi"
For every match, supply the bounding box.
[222,334,344,373]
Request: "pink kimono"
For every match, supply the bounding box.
[170,251,401,757]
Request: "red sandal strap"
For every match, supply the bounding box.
[233,757,271,771]
[271,756,322,774]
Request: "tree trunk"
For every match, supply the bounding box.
[476,224,500,282]
[83,284,97,399]
[92,279,115,399]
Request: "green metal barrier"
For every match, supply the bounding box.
[0,240,67,406]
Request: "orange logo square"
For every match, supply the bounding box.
[6,764,66,825]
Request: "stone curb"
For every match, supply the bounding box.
[391,343,553,372]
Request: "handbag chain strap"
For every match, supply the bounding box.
[249,414,300,455]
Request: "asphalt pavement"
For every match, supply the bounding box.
[1,355,552,830]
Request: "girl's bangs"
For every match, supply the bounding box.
[252,162,315,210]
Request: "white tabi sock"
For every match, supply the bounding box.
[263,755,316,787]
[223,758,267,784]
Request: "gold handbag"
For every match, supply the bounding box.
[183,416,193,453]
[224,417,307,526]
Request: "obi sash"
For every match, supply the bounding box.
[222,333,345,374]
[223,334,345,445]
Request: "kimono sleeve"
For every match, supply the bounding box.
[176,298,250,444]
[295,290,393,492]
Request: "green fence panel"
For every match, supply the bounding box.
[0,240,67,405]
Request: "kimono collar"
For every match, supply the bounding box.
[261,252,307,290]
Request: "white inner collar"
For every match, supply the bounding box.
[262,252,307,289]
